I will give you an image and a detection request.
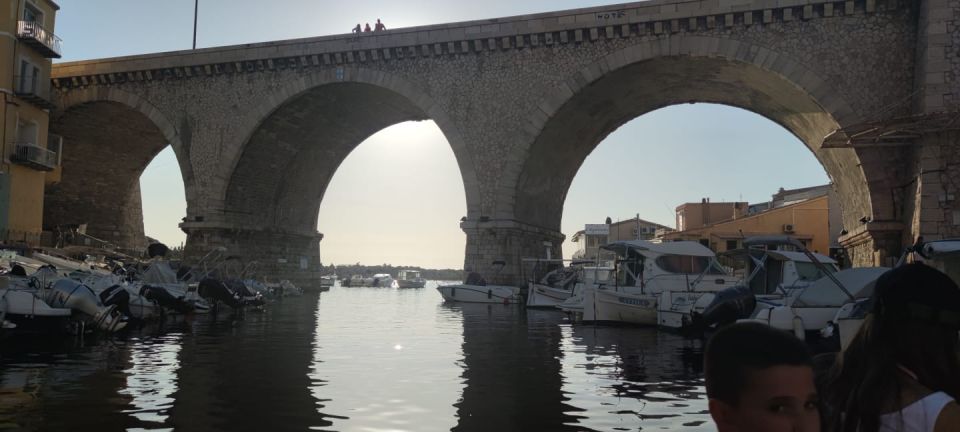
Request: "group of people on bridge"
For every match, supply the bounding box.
[352,19,386,36]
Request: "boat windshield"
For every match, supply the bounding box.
[795,262,837,281]
[654,255,726,275]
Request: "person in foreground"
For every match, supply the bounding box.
[827,263,960,432]
[705,322,820,432]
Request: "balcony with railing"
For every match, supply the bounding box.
[14,74,56,110]
[11,142,59,171]
[16,20,62,58]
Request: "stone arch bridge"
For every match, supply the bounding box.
[47,0,960,287]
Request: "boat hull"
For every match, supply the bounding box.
[436,284,521,304]
[526,283,574,308]
[397,279,426,288]
[585,288,658,325]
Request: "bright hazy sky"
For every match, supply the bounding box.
[54,0,829,269]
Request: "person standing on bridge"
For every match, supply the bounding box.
[375,19,386,31]
[352,23,361,35]
[364,23,372,32]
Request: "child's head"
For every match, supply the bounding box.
[705,322,819,432]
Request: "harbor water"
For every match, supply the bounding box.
[0,281,712,431]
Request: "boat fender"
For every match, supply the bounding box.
[487,289,492,299]
[792,315,805,340]
[451,286,456,297]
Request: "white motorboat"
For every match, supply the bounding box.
[397,270,426,288]
[571,240,738,325]
[658,245,839,331]
[833,238,960,350]
[524,259,594,308]
[693,236,887,344]
[0,276,72,328]
[371,273,395,287]
[436,283,522,303]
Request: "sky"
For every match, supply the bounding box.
[54,0,829,269]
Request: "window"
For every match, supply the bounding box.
[655,255,725,275]
[699,239,710,248]
[726,240,739,251]
[17,119,39,144]
[18,59,40,94]
[23,3,43,25]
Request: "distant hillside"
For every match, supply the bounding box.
[327,264,463,282]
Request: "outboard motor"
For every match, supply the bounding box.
[46,279,127,332]
[9,265,27,277]
[692,285,757,331]
[198,278,242,308]
[100,285,132,319]
[141,285,193,314]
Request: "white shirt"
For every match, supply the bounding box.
[879,391,954,432]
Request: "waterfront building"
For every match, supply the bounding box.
[0,0,61,246]
[662,189,838,261]
[675,199,749,232]
[571,216,674,261]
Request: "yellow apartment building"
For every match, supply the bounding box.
[675,199,749,231]
[663,194,832,255]
[1,0,61,246]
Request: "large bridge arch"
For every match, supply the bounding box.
[492,36,908,277]
[184,68,479,285]
[45,88,193,251]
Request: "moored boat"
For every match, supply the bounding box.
[397,270,426,288]
[571,240,738,325]
[436,283,522,304]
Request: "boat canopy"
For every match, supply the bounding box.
[142,260,179,284]
[601,240,715,258]
[792,267,890,307]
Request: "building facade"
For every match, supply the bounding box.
[675,200,748,232]
[663,194,831,256]
[1,0,61,246]
[571,216,673,261]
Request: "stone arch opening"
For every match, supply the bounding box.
[210,80,477,284]
[46,99,188,253]
[560,103,830,256]
[511,51,904,269]
[315,121,467,268]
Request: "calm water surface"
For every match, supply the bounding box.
[0,281,712,431]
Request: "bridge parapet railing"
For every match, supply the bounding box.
[51,0,888,86]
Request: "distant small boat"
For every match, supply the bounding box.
[397,270,426,288]
[343,274,394,287]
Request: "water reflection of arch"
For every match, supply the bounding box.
[167,295,327,430]
[452,305,584,432]
[564,326,710,431]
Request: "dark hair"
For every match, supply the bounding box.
[827,263,960,432]
[705,322,813,404]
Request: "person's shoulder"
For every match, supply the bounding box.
[934,400,960,432]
